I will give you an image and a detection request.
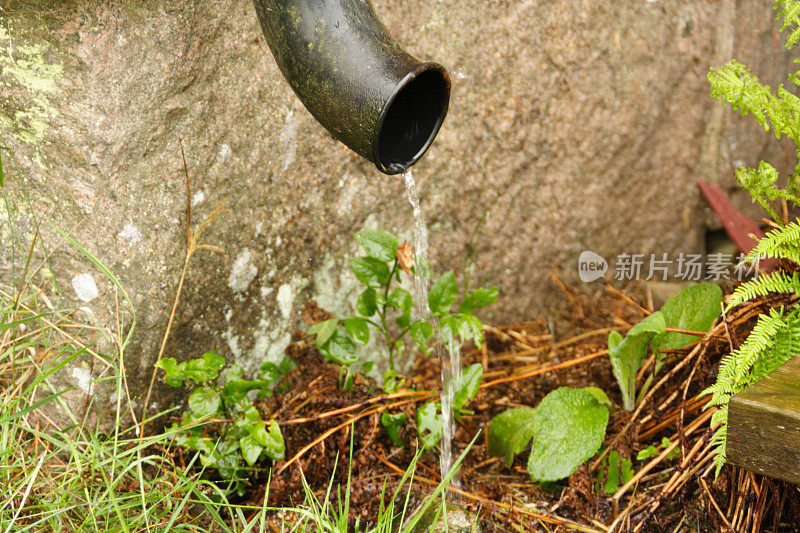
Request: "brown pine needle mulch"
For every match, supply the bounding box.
[202,277,800,532]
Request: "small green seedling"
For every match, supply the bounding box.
[156,352,289,495]
[412,362,484,450]
[488,386,611,483]
[596,450,634,495]
[308,228,497,384]
[608,283,722,410]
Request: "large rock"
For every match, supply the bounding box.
[0,0,793,421]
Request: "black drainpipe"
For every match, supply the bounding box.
[252,0,450,175]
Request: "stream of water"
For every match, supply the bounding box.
[403,170,461,490]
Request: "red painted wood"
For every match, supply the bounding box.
[697,180,775,271]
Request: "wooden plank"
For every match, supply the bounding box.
[727,355,800,483]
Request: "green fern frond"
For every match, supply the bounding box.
[704,307,800,477]
[726,271,800,309]
[709,61,800,144]
[745,219,800,263]
[775,0,800,49]
[705,0,800,477]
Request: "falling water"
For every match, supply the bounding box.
[403,170,430,307]
[403,170,461,490]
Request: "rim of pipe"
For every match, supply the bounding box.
[373,62,451,175]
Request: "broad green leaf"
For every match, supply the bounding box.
[584,386,613,410]
[382,370,405,393]
[259,362,282,383]
[453,363,483,409]
[416,402,443,450]
[278,356,297,375]
[409,321,433,352]
[223,379,272,407]
[459,287,499,313]
[183,352,226,383]
[395,312,411,328]
[356,229,399,262]
[387,287,413,313]
[175,433,214,454]
[239,435,263,466]
[356,288,378,317]
[428,271,458,315]
[241,416,285,461]
[319,330,360,366]
[350,257,391,287]
[527,387,609,482]
[156,357,184,387]
[204,439,240,480]
[439,313,484,348]
[457,313,484,346]
[608,312,666,410]
[381,412,408,447]
[188,386,221,418]
[261,420,286,460]
[487,406,537,466]
[309,318,339,347]
[652,283,722,354]
[438,315,459,348]
[343,316,370,345]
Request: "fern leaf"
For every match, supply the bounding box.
[727,271,800,309]
[705,308,800,477]
[775,0,800,49]
[745,219,800,263]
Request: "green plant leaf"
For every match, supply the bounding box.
[342,316,370,345]
[459,287,499,313]
[453,363,483,409]
[526,387,610,482]
[457,313,484,346]
[487,406,537,466]
[439,313,484,349]
[175,432,214,454]
[223,379,272,407]
[428,271,458,315]
[319,330,360,366]
[637,445,659,461]
[409,321,433,352]
[0,150,4,187]
[387,287,413,313]
[356,229,399,262]
[259,420,285,460]
[183,352,226,383]
[356,288,378,317]
[602,450,619,494]
[390,287,414,328]
[259,362,282,383]
[188,386,221,418]
[309,318,339,347]
[350,257,391,287]
[156,357,184,387]
[652,283,722,354]
[584,386,613,410]
[608,312,666,410]
[416,402,443,450]
[239,435,263,466]
[381,412,408,447]
[278,356,297,375]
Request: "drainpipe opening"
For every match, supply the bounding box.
[376,65,450,175]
